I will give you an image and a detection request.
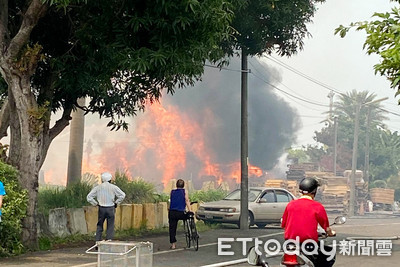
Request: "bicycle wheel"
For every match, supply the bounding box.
[190,218,199,251]
[184,219,191,248]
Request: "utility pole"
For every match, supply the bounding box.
[328,91,335,123]
[349,102,360,217]
[333,116,338,176]
[349,97,388,216]
[364,107,371,184]
[240,48,249,230]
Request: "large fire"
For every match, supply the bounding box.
[75,100,265,188]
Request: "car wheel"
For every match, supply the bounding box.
[248,212,254,227]
[256,223,267,228]
[237,212,254,228]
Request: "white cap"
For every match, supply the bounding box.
[101,172,112,182]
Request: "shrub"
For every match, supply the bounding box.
[153,192,169,203]
[371,179,387,189]
[37,181,92,215]
[114,172,156,203]
[38,171,164,214]
[189,189,228,203]
[0,161,28,257]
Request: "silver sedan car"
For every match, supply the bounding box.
[195,187,295,228]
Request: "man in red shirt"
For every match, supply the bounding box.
[281,177,336,266]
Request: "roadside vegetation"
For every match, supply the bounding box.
[288,90,400,201]
[37,172,228,215]
[34,171,227,251]
[0,162,28,257]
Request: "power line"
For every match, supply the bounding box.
[378,107,400,117]
[204,59,330,109]
[249,59,328,106]
[250,71,329,108]
[265,55,400,117]
[265,55,346,96]
[204,64,248,73]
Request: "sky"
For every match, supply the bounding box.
[263,0,400,147]
[40,0,400,186]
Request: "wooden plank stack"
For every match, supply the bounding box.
[370,188,395,205]
[265,179,287,188]
[286,163,318,181]
[265,179,300,197]
[319,176,349,213]
[287,180,299,197]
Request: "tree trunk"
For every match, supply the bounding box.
[6,75,51,249]
[0,0,71,249]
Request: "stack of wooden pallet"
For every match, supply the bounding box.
[265,179,300,197]
[265,179,287,188]
[370,188,394,205]
[286,167,306,181]
[319,176,349,213]
[286,180,299,197]
[286,163,318,181]
[306,172,334,178]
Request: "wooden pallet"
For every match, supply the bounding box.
[370,188,394,204]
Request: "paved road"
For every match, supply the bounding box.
[0,214,399,267]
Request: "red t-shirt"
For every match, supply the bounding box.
[281,197,330,242]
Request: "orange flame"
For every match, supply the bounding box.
[78,100,265,188]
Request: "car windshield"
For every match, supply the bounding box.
[223,189,261,202]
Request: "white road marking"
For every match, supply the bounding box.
[71,231,284,266]
[71,221,400,267]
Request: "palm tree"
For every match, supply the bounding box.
[334,90,388,181]
[67,98,86,186]
[333,90,388,129]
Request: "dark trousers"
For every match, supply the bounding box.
[304,243,336,267]
[96,206,115,241]
[168,210,188,244]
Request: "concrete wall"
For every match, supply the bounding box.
[120,204,133,230]
[83,205,98,233]
[49,208,71,237]
[114,206,122,230]
[158,202,168,227]
[132,204,143,229]
[67,208,88,235]
[143,203,156,229]
[43,201,170,237]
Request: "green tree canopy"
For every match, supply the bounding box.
[314,90,388,172]
[0,0,234,248]
[226,0,326,56]
[335,1,400,94]
[2,0,235,130]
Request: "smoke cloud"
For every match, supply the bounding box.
[42,56,300,189]
[164,57,300,170]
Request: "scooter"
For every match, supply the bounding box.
[247,216,347,267]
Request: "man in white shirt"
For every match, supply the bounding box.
[87,172,125,241]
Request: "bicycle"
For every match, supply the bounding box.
[183,204,199,251]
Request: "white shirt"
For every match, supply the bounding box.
[87,182,126,207]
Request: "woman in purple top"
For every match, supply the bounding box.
[168,179,191,249]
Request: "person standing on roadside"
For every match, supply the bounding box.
[0,180,5,223]
[87,172,125,242]
[168,179,191,249]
